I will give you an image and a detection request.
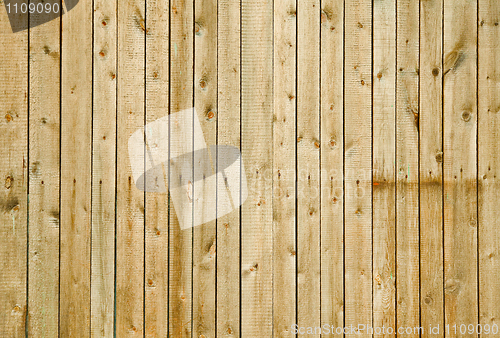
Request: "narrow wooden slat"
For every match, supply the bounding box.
[241,0,274,334]
[443,0,478,333]
[27,3,60,336]
[193,0,218,335]
[91,0,117,335]
[419,0,444,334]
[0,8,28,338]
[344,0,373,333]
[273,0,296,335]
[297,0,320,335]
[320,0,344,333]
[478,0,500,333]
[396,0,420,330]
[116,0,145,334]
[169,0,194,336]
[372,0,396,335]
[59,0,93,336]
[217,0,241,335]
[144,0,169,336]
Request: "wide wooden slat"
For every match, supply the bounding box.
[59,0,93,335]
[116,0,145,334]
[216,0,241,335]
[241,0,274,334]
[273,0,296,335]
[443,0,478,334]
[27,3,60,336]
[344,0,373,334]
[478,0,500,334]
[419,0,444,335]
[144,0,169,336]
[372,0,396,335]
[0,7,28,338]
[396,0,420,331]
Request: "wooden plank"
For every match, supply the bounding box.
[273,0,296,335]
[344,0,373,333]
[0,7,28,338]
[372,0,396,335]
[27,3,60,336]
[192,0,217,335]
[144,0,169,336]
[478,0,500,334]
[297,0,320,335]
[216,0,241,335]
[168,0,193,336]
[116,0,145,334]
[443,0,478,333]
[419,0,444,334]
[240,0,274,334]
[91,0,117,335]
[320,0,344,332]
[396,0,420,331]
[59,0,93,335]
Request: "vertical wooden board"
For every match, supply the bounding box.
[372,0,396,335]
[169,0,193,336]
[92,0,116,336]
[344,0,372,334]
[0,8,28,338]
[419,0,444,334]
[116,0,145,335]
[217,0,241,335]
[144,0,169,336]
[273,0,296,335]
[297,0,320,335]
[320,0,344,333]
[396,0,420,331]
[478,0,500,333]
[443,0,478,333]
[60,0,93,335]
[193,0,217,335]
[27,4,60,336]
[241,0,273,334]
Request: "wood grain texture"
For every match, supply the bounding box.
[478,0,500,334]
[273,0,296,335]
[60,0,93,335]
[344,0,373,334]
[396,0,420,331]
[27,3,60,336]
[443,0,478,334]
[372,0,396,335]
[419,0,444,335]
[116,0,145,335]
[0,7,28,338]
[91,0,117,336]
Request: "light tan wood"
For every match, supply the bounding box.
[372,0,396,335]
[59,0,93,335]
[144,0,169,336]
[420,0,444,335]
[115,0,145,335]
[273,0,296,335]
[91,0,117,336]
[443,0,478,334]
[396,0,420,331]
[217,0,241,335]
[344,0,373,333]
[478,0,500,334]
[168,0,194,336]
[297,0,320,336]
[240,0,274,334]
[27,4,60,336]
[0,8,28,338]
